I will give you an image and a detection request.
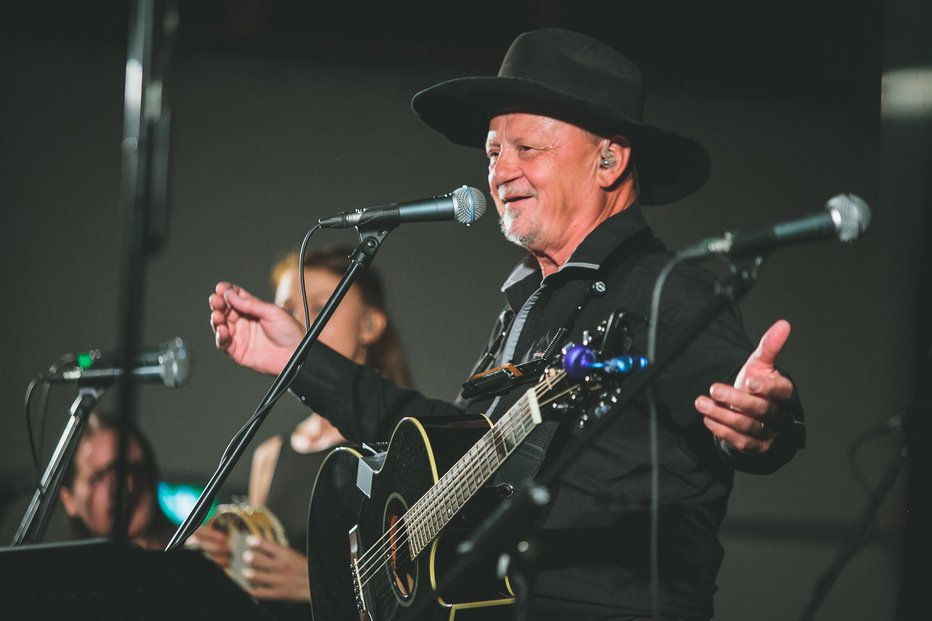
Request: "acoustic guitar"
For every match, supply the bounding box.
[306,313,642,620]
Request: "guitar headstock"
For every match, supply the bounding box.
[547,308,649,430]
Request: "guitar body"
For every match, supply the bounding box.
[307,415,515,621]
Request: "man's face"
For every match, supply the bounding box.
[486,113,605,259]
[59,429,154,539]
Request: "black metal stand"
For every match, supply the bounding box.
[11,385,107,546]
[796,430,907,621]
[112,0,177,542]
[427,256,762,619]
[165,228,394,551]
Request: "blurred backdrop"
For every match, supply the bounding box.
[1,1,926,619]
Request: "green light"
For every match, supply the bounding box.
[157,482,217,526]
[77,352,94,369]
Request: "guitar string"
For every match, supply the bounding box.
[354,371,575,588]
[353,392,537,587]
[352,375,554,588]
[353,371,566,585]
[356,403,537,595]
[403,368,566,540]
[354,371,572,588]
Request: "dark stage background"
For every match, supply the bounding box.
[1,2,925,619]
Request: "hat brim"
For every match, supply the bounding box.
[412,76,710,205]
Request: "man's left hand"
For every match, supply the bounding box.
[695,319,795,454]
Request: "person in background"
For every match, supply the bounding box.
[58,410,175,550]
[191,244,413,616]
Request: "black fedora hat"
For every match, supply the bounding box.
[411,28,710,205]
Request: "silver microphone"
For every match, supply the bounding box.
[41,337,192,388]
[318,185,487,229]
[677,194,871,259]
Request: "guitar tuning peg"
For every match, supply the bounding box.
[562,343,598,379]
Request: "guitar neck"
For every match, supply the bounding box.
[407,371,565,555]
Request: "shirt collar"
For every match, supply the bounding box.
[499,204,651,310]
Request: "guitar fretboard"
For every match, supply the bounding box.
[405,370,566,556]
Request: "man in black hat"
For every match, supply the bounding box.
[209,28,804,620]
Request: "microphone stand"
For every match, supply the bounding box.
[112,0,177,543]
[11,385,107,546]
[424,254,765,620]
[165,227,395,551]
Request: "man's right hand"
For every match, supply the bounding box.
[209,282,303,376]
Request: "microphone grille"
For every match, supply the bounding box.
[451,186,487,225]
[160,337,192,388]
[827,193,871,243]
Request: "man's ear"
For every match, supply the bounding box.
[360,309,387,345]
[596,136,633,188]
[59,487,78,518]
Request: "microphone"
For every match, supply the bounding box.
[676,194,871,259]
[40,337,192,388]
[318,185,487,229]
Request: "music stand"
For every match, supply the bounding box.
[0,538,275,620]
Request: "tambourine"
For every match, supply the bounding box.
[205,501,289,590]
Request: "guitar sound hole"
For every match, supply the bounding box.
[385,496,416,600]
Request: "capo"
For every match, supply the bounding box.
[461,360,542,399]
[469,362,523,382]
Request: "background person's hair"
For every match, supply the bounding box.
[271,245,414,388]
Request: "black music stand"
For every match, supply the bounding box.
[0,539,275,620]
